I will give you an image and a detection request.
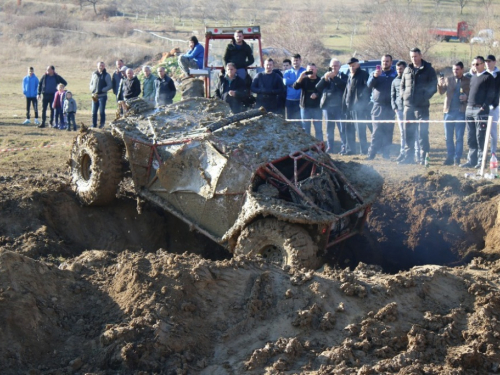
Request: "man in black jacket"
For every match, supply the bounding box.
[251,58,284,112]
[399,48,437,164]
[460,56,496,169]
[154,67,176,107]
[37,65,67,128]
[89,62,112,128]
[316,58,347,153]
[223,30,255,80]
[367,54,398,160]
[111,59,124,100]
[293,64,322,140]
[215,63,247,113]
[117,68,141,114]
[342,57,370,155]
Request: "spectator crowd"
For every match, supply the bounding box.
[21,30,500,169]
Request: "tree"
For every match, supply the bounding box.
[457,0,468,15]
[87,0,99,15]
[265,11,327,65]
[358,4,439,61]
[167,0,192,24]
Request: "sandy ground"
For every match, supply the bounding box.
[2,109,500,374]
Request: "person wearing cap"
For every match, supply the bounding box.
[89,61,112,128]
[366,54,398,160]
[437,62,470,166]
[460,56,496,169]
[486,54,500,154]
[341,57,370,155]
[398,47,437,165]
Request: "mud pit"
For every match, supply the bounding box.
[3,95,500,373]
[2,153,500,374]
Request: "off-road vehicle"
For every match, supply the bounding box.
[69,98,370,268]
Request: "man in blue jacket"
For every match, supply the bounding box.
[283,54,306,120]
[179,36,205,77]
[366,54,398,160]
[22,67,40,125]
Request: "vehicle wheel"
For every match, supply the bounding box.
[234,218,319,269]
[69,131,123,206]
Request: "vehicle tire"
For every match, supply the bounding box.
[69,131,123,206]
[234,218,319,269]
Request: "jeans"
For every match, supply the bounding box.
[369,104,394,157]
[489,105,499,153]
[397,110,420,157]
[323,107,344,152]
[345,110,368,154]
[236,68,247,80]
[465,106,489,166]
[54,107,64,127]
[92,95,108,128]
[444,110,466,162]
[41,93,55,125]
[178,55,200,76]
[404,106,430,158]
[26,97,38,119]
[300,107,323,141]
[67,112,76,129]
[285,100,301,120]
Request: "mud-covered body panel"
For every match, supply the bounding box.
[109,97,370,251]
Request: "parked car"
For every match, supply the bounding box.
[340,59,400,76]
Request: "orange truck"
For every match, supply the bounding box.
[430,21,473,43]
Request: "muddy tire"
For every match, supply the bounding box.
[234,218,319,269]
[70,131,123,206]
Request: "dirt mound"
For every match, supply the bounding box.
[2,164,500,373]
[2,249,500,373]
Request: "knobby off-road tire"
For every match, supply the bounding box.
[70,131,123,206]
[234,218,319,269]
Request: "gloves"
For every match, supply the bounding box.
[92,93,99,102]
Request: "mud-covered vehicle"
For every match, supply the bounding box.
[69,98,370,268]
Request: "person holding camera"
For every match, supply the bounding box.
[342,57,370,155]
[366,54,398,160]
[437,62,470,166]
[251,58,284,113]
[316,58,347,153]
[293,64,322,140]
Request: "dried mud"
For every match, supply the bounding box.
[2,146,500,374]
